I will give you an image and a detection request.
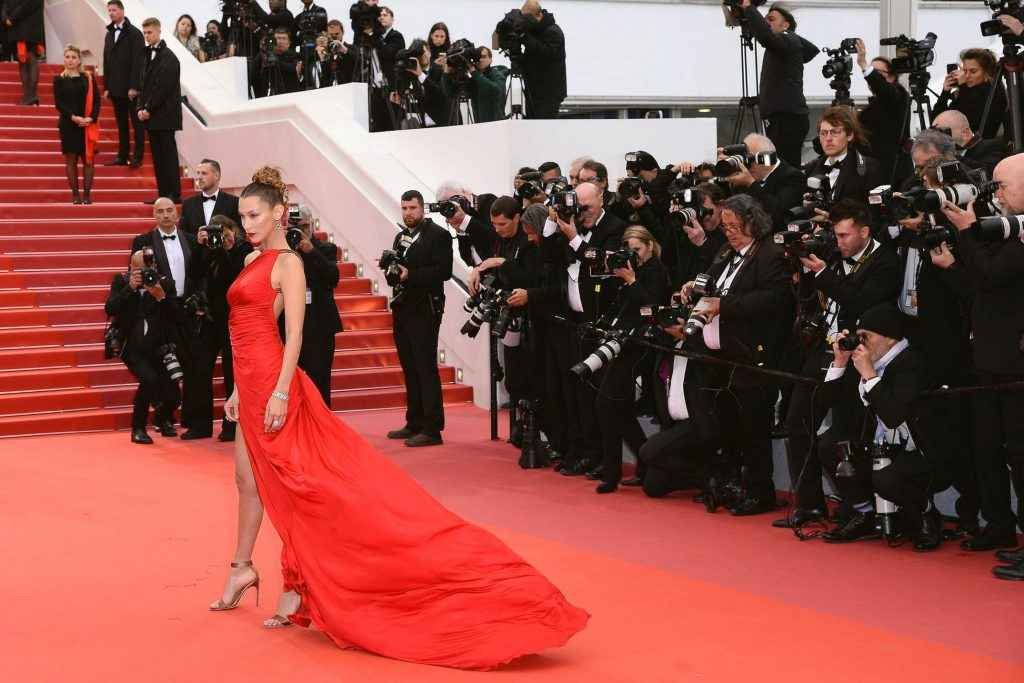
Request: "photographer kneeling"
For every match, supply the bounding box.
[680,195,795,515]
[591,227,671,493]
[818,306,946,550]
[105,249,183,444]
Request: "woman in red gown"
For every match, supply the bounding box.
[207,167,588,670]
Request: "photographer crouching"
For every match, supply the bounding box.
[186,215,253,442]
[384,191,453,447]
[680,195,795,515]
[589,227,671,493]
[277,207,343,406]
[105,249,183,444]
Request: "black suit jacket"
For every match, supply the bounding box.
[252,4,296,43]
[277,239,343,342]
[130,228,197,300]
[2,0,43,44]
[138,41,182,131]
[810,241,902,335]
[959,230,1024,375]
[103,19,146,97]
[960,136,1008,178]
[804,150,882,206]
[859,70,910,177]
[541,211,628,322]
[390,218,453,314]
[180,191,241,236]
[520,10,567,115]
[742,161,806,231]
[104,271,182,356]
[743,6,816,117]
[455,215,495,267]
[188,239,252,326]
[705,239,795,383]
[373,26,405,79]
[933,82,1007,140]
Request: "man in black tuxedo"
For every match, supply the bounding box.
[683,194,795,515]
[103,1,146,167]
[137,18,182,204]
[540,181,628,475]
[105,249,183,444]
[724,133,806,232]
[933,110,1008,179]
[802,106,882,207]
[943,153,1024,561]
[185,216,252,441]
[816,305,946,550]
[434,184,494,268]
[252,0,296,43]
[180,159,241,236]
[774,200,901,529]
[129,198,197,433]
[855,40,911,185]
[741,1,819,166]
[385,190,453,447]
[1,0,43,105]
[278,207,343,406]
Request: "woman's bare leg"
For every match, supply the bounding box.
[210,427,264,608]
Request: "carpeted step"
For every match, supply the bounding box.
[0,164,155,179]
[0,139,153,154]
[0,219,156,236]
[0,127,124,141]
[0,188,165,203]
[0,203,158,219]
[0,235,144,252]
[0,151,154,166]
[0,178,189,191]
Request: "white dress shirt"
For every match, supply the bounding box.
[825,151,847,197]
[455,214,482,265]
[703,242,752,348]
[201,190,219,227]
[159,227,186,297]
[113,22,124,43]
[666,342,690,421]
[817,239,879,339]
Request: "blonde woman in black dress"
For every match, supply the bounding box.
[53,45,101,204]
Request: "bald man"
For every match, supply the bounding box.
[104,249,183,444]
[724,132,806,231]
[131,197,199,433]
[517,0,566,119]
[932,110,1007,178]
[942,153,1024,556]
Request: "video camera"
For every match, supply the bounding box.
[493,8,529,64]
[296,6,328,40]
[981,0,1024,37]
[446,39,483,80]
[722,0,767,25]
[350,0,383,33]
[393,46,422,91]
[821,39,858,78]
[880,32,937,74]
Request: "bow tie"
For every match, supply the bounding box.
[844,256,858,266]
[824,161,840,170]
[109,24,122,32]
[202,195,216,203]
[161,233,176,241]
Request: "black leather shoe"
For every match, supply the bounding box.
[595,482,617,494]
[823,510,881,543]
[180,429,212,441]
[131,428,153,444]
[217,427,236,442]
[387,426,417,440]
[584,466,604,481]
[621,476,643,487]
[729,496,777,516]
[992,561,1024,581]
[960,527,1019,551]
[128,158,143,168]
[995,547,1024,564]
[105,158,128,166]
[913,509,943,552]
[405,433,442,447]
[156,420,177,437]
[559,460,588,477]
[772,507,827,529]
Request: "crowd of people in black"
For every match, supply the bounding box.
[105,161,343,454]
[382,3,1024,580]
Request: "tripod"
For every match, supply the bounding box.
[353,36,397,131]
[448,80,475,126]
[889,70,934,184]
[979,40,1024,152]
[731,25,763,144]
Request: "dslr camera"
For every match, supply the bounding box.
[446,39,482,81]
[617,176,646,200]
[515,170,544,201]
[549,188,581,220]
[774,220,838,261]
[682,273,717,338]
[378,249,407,288]
[141,247,160,288]
[669,187,710,225]
[461,275,515,339]
[715,143,778,178]
[285,205,306,251]
[157,342,184,382]
[427,195,470,220]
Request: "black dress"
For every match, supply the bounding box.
[53,73,101,155]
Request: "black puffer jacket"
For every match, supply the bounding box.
[520,10,566,116]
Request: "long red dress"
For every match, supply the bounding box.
[226,249,588,670]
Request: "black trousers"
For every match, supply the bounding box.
[124,347,181,429]
[639,420,708,498]
[392,308,444,435]
[765,111,809,167]
[597,350,647,485]
[723,384,776,500]
[548,319,601,466]
[110,95,145,162]
[299,334,336,408]
[184,322,235,434]
[147,129,180,201]
[971,371,1024,532]
[541,323,570,455]
[784,347,836,510]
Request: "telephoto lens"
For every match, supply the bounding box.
[714,155,746,178]
[913,183,979,213]
[976,215,1024,242]
[683,310,710,338]
[158,343,184,382]
[570,336,624,377]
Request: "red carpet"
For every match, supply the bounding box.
[0,405,1020,682]
[0,63,470,437]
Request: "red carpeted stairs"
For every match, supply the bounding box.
[0,62,471,437]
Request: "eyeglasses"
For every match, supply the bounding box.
[819,128,848,138]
